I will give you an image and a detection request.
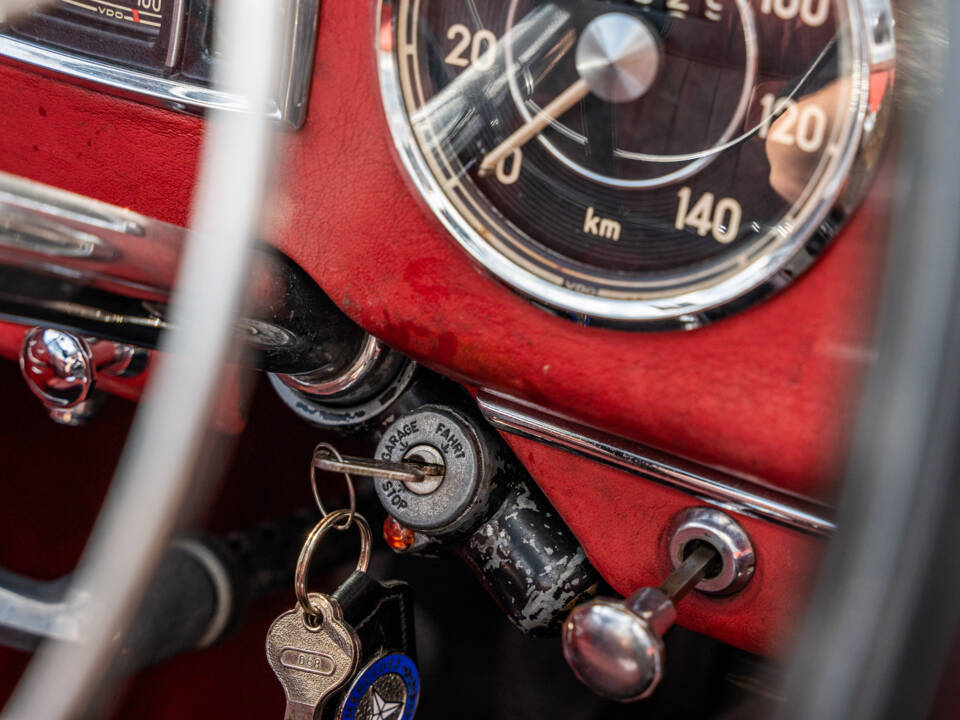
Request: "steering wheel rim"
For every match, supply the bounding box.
[778,4,960,719]
[1,0,281,716]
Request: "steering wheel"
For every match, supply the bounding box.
[2,0,281,715]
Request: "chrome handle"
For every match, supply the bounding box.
[561,544,717,702]
[562,508,756,702]
[19,327,146,424]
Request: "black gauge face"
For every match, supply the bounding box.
[9,0,182,73]
[383,0,887,326]
[57,0,167,39]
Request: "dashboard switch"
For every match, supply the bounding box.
[562,544,718,702]
[19,327,147,425]
[562,509,755,701]
[374,405,505,535]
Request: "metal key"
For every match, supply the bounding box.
[266,593,360,720]
[313,444,444,485]
[267,509,372,720]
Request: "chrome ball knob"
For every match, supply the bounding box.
[19,327,147,424]
[562,588,676,702]
[20,327,95,409]
[562,512,756,703]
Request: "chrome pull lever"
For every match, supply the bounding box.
[562,508,756,702]
[562,545,718,702]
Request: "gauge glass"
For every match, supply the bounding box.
[381,0,886,326]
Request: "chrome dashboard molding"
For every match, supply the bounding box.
[277,334,384,397]
[476,389,836,536]
[377,0,895,328]
[0,0,319,129]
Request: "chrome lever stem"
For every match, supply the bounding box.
[657,544,718,602]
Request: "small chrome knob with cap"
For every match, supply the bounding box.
[20,327,147,425]
[562,544,718,701]
[562,508,755,702]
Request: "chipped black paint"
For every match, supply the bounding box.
[460,481,600,637]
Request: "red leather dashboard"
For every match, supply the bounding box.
[0,0,892,655]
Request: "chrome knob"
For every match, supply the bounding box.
[20,327,146,425]
[563,508,756,702]
[576,13,661,104]
[562,544,716,701]
[21,329,94,408]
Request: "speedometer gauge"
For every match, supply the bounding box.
[377,0,894,327]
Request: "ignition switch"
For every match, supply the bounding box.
[373,405,507,536]
[374,405,602,635]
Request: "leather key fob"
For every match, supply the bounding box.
[319,570,420,720]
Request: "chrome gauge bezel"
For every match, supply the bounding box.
[376,0,895,329]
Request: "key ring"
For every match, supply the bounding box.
[311,443,356,531]
[295,509,372,621]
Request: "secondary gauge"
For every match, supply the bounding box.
[55,0,169,39]
[377,0,894,327]
[8,0,186,72]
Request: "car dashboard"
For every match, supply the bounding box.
[0,0,927,717]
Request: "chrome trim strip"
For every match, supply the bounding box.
[278,0,319,129]
[477,389,836,536]
[0,36,263,114]
[0,0,319,129]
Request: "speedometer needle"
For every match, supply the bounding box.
[478,78,591,177]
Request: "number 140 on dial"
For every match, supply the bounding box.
[675,187,743,244]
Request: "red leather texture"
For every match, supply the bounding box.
[0,64,201,225]
[0,0,891,654]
